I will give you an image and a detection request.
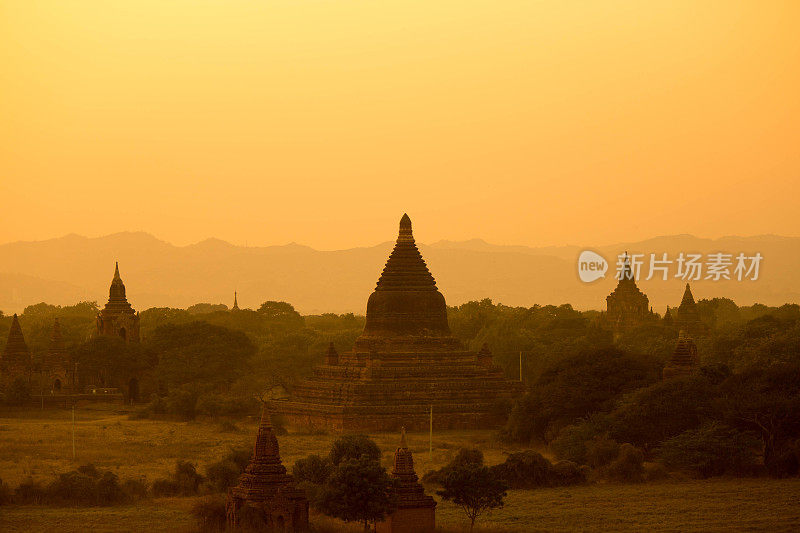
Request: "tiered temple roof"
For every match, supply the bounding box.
[662,331,699,380]
[226,406,309,531]
[674,283,705,335]
[377,428,436,533]
[605,252,653,338]
[43,319,72,393]
[277,214,523,432]
[96,262,140,343]
[1,314,31,385]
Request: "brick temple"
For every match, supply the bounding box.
[605,253,655,338]
[96,262,140,343]
[226,406,309,531]
[377,428,436,533]
[42,318,74,394]
[1,314,31,388]
[662,331,699,380]
[276,214,523,432]
[674,283,706,336]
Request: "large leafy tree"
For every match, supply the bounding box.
[328,434,382,466]
[257,301,304,330]
[437,463,508,533]
[71,335,153,390]
[147,321,255,391]
[716,362,800,475]
[317,456,397,531]
[504,347,660,442]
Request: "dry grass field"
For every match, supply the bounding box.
[1,404,799,532]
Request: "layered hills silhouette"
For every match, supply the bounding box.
[0,232,798,315]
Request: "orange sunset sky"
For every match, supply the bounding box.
[1,1,798,250]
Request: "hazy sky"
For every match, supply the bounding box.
[1,1,798,249]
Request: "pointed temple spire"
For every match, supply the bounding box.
[374,213,437,291]
[43,318,72,392]
[663,330,699,380]
[226,402,309,530]
[606,251,651,337]
[379,426,437,532]
[97,261,140,342]
[50,318,65,352]
[675,283,704,335]
[251,403,280,463]
[325,342,339,365]
[108,262,128,304]
[681,283,695,306]
[2,314,31,383]
[363,214,450,337]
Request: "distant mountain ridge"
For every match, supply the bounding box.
[1,232,798,315]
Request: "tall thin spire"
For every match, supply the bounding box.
[232,291,239,311]
[250,402,280,464]
[108,262,128,303]
[681,283,695,306]
[3,314,30,369]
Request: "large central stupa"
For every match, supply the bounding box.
[277,214,523,432]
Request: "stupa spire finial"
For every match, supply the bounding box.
[398,213,413,243]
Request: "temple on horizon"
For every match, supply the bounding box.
[605,253,656,338]
[276,214,523,432]
[96,262,140,343]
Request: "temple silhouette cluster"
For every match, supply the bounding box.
[2,214,706,409]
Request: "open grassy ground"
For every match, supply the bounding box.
[1,405,799,532]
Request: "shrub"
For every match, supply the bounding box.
[222,447,251,471]
[490,450,554,489]
[293,454,333,485]
[551,460,587,486]
[550,422,597,465]
[767,441,800,478]
[15,478,46,504]
[192,495,228,532]
[45,468,126,506]
[658,422,761,478]
[96,472,126,505]
[328,434,381,466]
[205,460,241,493]
[422,448,484,484]
[602,444,645,483]
[166,389,198,421]
[196,394,258,418]
[151,460,205,497]
[5,377,31,406]
[216,420,239,433]
[585,435,620,469]
[129,394,167,420]
[121,478,149,500]
[151,479,179,497]
[173,461,204,495]
[643,463,669,482]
